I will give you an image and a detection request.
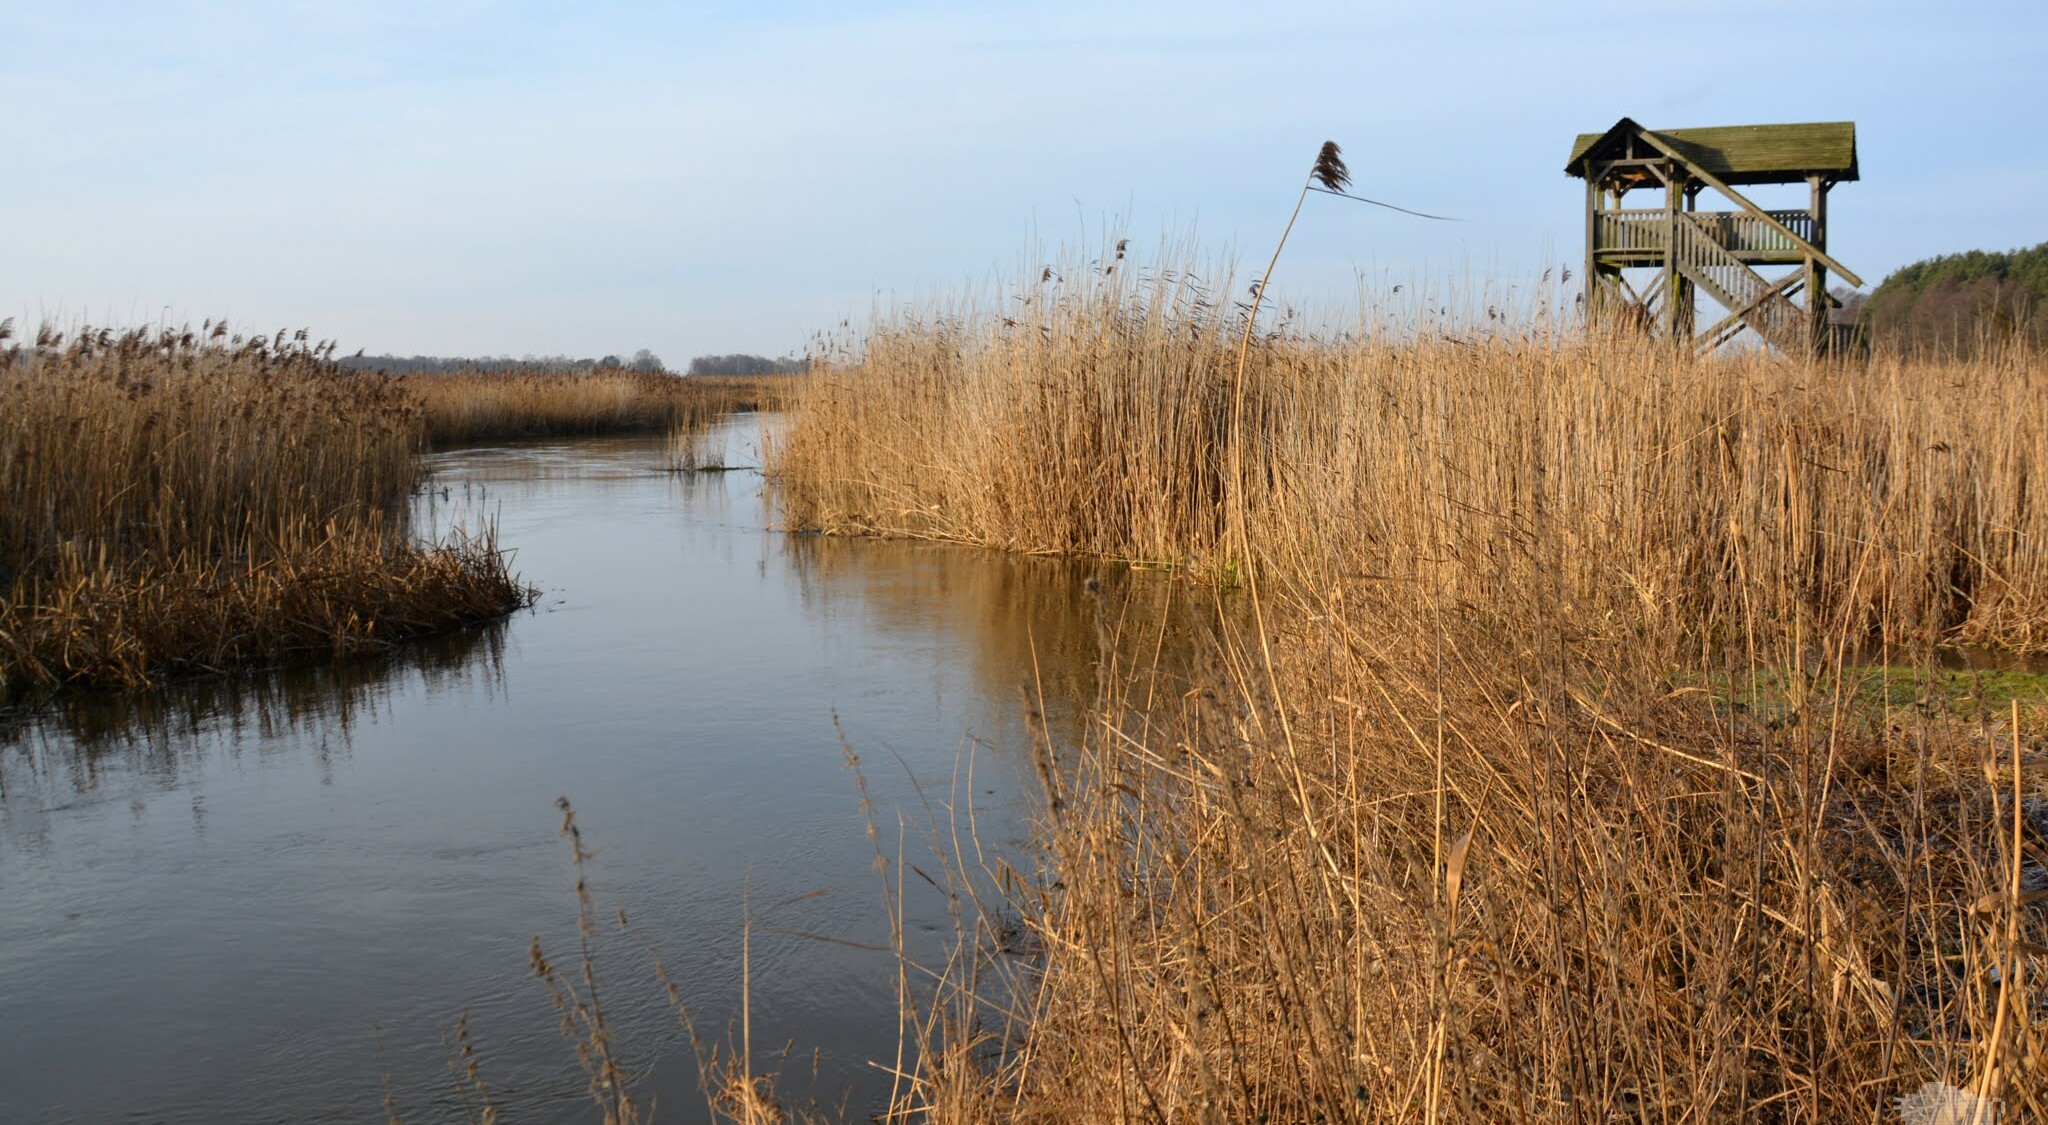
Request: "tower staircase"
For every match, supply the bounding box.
[1672,213,1809,353]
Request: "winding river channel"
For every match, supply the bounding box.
[0,417,1142,1124]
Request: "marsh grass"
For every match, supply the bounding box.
[880,583,2048,1121]
[408,369,797,448]
[772,249,2048,655]
[767,248,2048,1120]
[0,324,530,690]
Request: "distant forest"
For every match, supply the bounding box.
[335,349,808,376]
[340,348,667,374]
[686,353,806,375]
[1858,241,2047,353]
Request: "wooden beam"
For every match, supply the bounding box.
[1694,271,1804,353]
[1722,269,1802,326]
[1613,270,1653,311]
[1818,174,1835,350]
[1584,176,1599,323]
[1811,176,1830,252]
[1662,174,1684,338]
[1631,129,1863,287]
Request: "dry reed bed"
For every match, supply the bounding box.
[772,263,2048,655]
[0,325,529,690]
[766,264,2048,1120]
[900,584,2047,1121]
[409,368,796,447]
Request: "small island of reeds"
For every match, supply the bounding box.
[0,323,531,691]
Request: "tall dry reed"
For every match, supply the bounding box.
[408,369,796,447]
[893,571,2046,1121]
[768,252,2048,1121]
[0,323,529,690]
[772,253,2048,655]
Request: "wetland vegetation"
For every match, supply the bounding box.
[9,244,2047,1121]
[764,245,2048,1121]
[0,324,528,691]
[408,368,795,447]
[0,323,795,693]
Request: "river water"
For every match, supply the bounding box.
[0,417,1146,1124]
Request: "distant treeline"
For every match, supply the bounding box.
[335,349,809,376]
[686,353,806,375]
[1858,241,2047,353]
[339,348,667,374]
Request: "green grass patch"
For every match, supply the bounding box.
[1681,661,2048,729]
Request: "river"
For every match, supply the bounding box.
[0,416,1146,1124]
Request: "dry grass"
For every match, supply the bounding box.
[767,253,2048,1121]
[892,579,2048,1122]
[408,368,798,447]
[0,324,530,690]
[773,257,2048,656]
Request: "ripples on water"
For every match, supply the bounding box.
[0,418,1219,1124]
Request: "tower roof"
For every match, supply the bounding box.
[1566,118,1858,185]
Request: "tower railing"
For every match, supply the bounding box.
[1595,209,1817,256]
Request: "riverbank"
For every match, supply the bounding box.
[769,259,2048,1119]
[0,326,531,691]
[0,330,803,692]
[409,368,799,447]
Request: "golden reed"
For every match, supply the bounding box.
[768,252,2048,1122]
[409,368,795,447]
[1,324,529,690]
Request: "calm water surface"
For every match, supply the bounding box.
[0,418,1137,1124]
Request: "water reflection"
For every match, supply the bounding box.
[1,623,508,807]
[783,532,1227,755]
[0,420,1192,1125]
[786,537,1106,748]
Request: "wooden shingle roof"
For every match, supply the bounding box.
[1566,119,1858,185]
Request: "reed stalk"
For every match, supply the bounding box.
[0,324,530,689]
[405,369,795,448]
[767,249,2048,1120]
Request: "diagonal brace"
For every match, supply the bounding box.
[1631,131,1862,287]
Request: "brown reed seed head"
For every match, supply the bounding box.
[1311,140,1349,192]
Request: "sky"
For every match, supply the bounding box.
[4,0,2044,363]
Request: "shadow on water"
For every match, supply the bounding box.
[1,622,509,805]
[0,419,1218,1125]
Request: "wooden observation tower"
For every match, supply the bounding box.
[1566,118,1861,354]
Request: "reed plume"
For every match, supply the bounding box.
[1310,139,1350,192]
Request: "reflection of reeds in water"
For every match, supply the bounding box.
[781,533,1227,752]
[0,620,508,800]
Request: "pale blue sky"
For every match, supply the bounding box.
[5,1,2042,361]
